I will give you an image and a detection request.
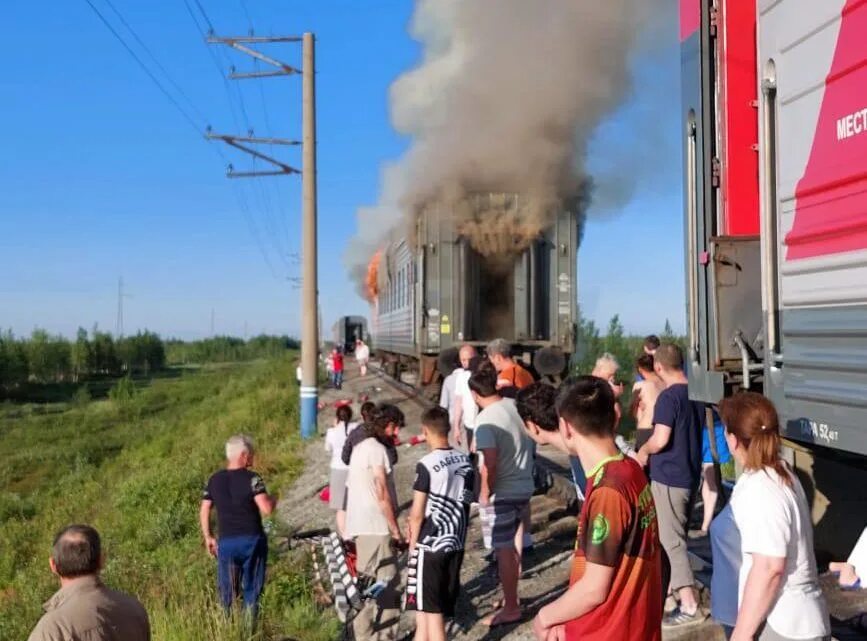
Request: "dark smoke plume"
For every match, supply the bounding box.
[346,0,665,295]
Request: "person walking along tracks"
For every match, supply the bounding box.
[28,524,150,641]
[200,434,277,618]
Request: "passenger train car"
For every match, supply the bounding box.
[370,193,578,386]
[682,0,867,556]
[331,316,367,353]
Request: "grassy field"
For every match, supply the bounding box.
[0,356,339,641]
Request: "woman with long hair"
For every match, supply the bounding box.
[324,404,358,538]
[717,392,830,641]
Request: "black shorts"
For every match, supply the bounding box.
[405,548,463,615]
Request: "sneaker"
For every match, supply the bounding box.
[662,606,705,628]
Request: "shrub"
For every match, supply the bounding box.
[108,375,136,403]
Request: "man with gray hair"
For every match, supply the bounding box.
[592,352,624,398]
[28,524,150,641]
[487,338,534,398]
[200,434,276,617]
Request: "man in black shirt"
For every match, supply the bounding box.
[200,434,276,617]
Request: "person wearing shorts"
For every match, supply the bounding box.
[407,407,475,640]
[470,364,534,626]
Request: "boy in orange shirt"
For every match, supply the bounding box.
[532,376,663,641]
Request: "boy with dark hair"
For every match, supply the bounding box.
[516,382,588,499]
[406,407,475,641]
[516,382,595,502]
[471,363,534,626]
[532,376,663,641]
[644,335,661,355]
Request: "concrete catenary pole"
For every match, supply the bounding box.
[299,32,318,439]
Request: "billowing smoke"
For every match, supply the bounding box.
[346,0,664,296]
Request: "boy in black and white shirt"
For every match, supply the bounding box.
[407,406,475,638]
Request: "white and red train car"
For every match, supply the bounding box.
[682,0,867,557]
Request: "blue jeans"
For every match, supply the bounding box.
[217,534,267,616]
[331,371,343,388]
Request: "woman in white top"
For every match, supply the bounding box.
[718,392,831,641]
[324,404,358,539]
[355,340,370,376]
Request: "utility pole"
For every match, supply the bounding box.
[115,277,131,337]
[299,33,318,440]
[207,31,318,439]
[116,277,124,338]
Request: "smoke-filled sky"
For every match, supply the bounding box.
[1,0,684,340]
[347,0,670,291]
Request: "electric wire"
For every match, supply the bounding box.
[82,0,203,137]
[85,0,282,281]
[238,0,295,266]
[179,0,288,278]
[100,0,210,125]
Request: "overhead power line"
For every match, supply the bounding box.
[82,0,203,137]
[100,0,210,125]
[173,0,297,274]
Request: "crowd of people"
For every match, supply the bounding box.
[29,334,861,641]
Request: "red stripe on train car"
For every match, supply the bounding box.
[680,0,700,41]
[787,0,867,260]
[717,0,759,236]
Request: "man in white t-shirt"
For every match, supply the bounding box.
[451,345,479,451]
[346,410,404,640]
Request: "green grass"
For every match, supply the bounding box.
[0,356,339,641]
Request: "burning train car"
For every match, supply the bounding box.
[331,316,367,353]
[368,193,578,386]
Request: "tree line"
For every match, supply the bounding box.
[0,328,298,390]
[164,335,299,365]
[573,314,683,379]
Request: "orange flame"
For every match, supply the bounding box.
[365,251,382,303]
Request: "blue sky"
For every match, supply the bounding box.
[0,1,684,340]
